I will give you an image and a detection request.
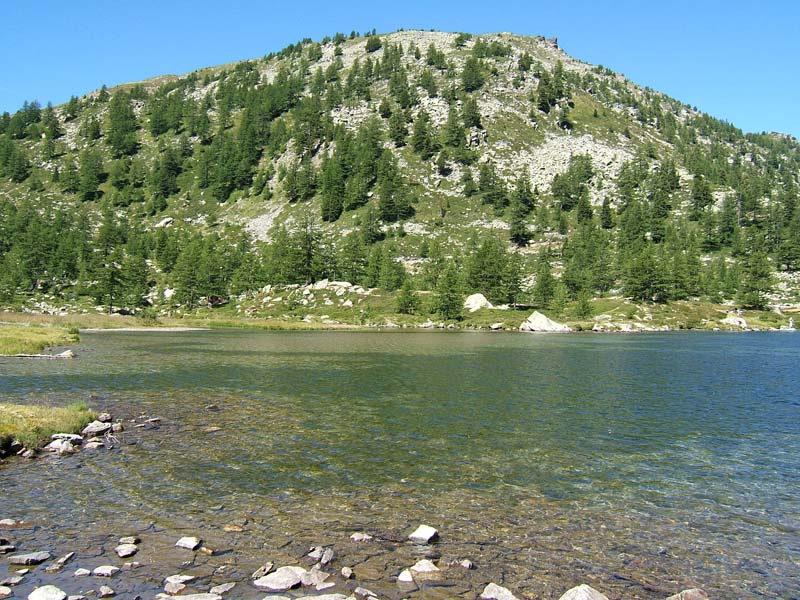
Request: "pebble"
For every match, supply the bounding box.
[9,551,51,565]
[74,569,91,577]
[92,565,119,577]
[115,543,138,558]
[354,586,377,598]
[176,536,202,550]
[481,583,520,600]
[340,567,353,579]
[28,585,67,600]
[408,524,438,543]
[98,585,115,598]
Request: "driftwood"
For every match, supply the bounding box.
[5,350,75,359]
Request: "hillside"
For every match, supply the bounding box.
[1,29,799,329]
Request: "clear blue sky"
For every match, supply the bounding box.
[2,0,798,137]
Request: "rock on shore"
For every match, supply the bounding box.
[519,311,572,332]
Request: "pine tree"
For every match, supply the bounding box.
[434,263,462,320]
[461,57,485,92]
[396,278,420,314]
[106,92,139,157]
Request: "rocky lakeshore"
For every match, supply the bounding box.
[0,517,710,600]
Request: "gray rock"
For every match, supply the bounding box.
[51,434,83,445]
[408,524,438,543]
[349,532,373,542]
[253,566,306,591]
[0,576,23,586]
[165,574,196,586]
[9,551,51,565]
[410,559,439,573]
[320,548,334,565]
[73,569,90,577]
[665,590,709,600]
[354,586,377,598]
[67,595,86,600]
[340,567,353,579]
[308,546,325,560]
[97,413,113,423]
[45,439,77,455]
[397,569,413,583]
[81,421,112,436]
[0,586,10,598]
[92,565,119,577]
[175,536,202,550]
[480,583,520,600]
[300,568,329,587]
[98,586,115,598]
[114,543,138,558]
[45,552,75,573]
[296,596,349,600]
[162,596,220,600]
[164,582,186,595]
[0,545,16,554]
[209,582,236,595]
[28,586,67,600]
[111,423,124,433]
[557,585,609,600]
[251,562,274,579]
[118,536,140,545]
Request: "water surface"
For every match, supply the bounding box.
[1,331,798,599]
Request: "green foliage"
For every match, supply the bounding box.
[462,57,485,92]
[365,35,382,53]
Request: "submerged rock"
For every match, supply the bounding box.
[408,524,439,543]
[114,543,138,558]
[253,566,306,591]
[9,551,51,565]
[410,559,439,573]
[97,586,115,598]
[519,311,572,332]
[209,582,236,595]
[480,583,520,600]
[666,590,709,600]
[557,584,609,600]
[28,586,67,600]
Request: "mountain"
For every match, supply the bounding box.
[1,30,799,329]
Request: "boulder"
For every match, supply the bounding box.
[253,566,306,591]
[519,311,572,332]
[51,434,83,445]
[44,439,76,455]
[408,524,438,543]
[464,293,493,313]
[81,421,112,436]
[480,583,519,600]
[557,584,609,600]
[0,586,9,598]
[28,586,66,600]
[665,590,709,600]
[721,314,747,328]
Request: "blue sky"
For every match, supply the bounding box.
[2,0,798,137]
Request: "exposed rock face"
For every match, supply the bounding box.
[519,311,572,332]
[464,293,494,312]
[557,584,610,600]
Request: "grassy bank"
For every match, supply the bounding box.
[0,402,96,455]
[0,323,79,355]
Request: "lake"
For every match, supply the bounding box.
[1,330,798,599]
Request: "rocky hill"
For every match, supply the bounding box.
[1,29,799,329]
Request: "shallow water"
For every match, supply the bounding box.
[1,330,799,599]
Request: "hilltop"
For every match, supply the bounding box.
[1,29,799,330]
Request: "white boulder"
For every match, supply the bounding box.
[519,311,572,332]
[464,293,493,313]
[557,584,609,600]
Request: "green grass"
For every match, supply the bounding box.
[0,324,78,355]
[0,402,96,454]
